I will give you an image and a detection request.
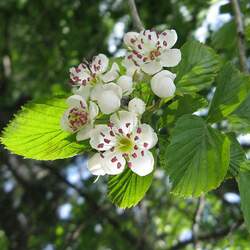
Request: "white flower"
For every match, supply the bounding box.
[87,111,158,176]
[69,53,119,86]
[70,54,123,114]
[150,70,176,98]
[128,98,146,115]
[61,95,99,141]
[123,29,181,76]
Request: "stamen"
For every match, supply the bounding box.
[111,156,118,163]
[128,162,132,168]
[132,153,137,158]
[134,136,139,141]
[117,162,122,168]
[104,138,111,144]
[110,131,115,137]
[118,128,123,134]
[137,128,142,134]
[97,143,104,149]
[100,132,105,137]
[125,123,131,128]
[134,145,138,150]
[143,142,148,148]
[141,150,144,156]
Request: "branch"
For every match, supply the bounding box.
[192,195,206,249]
[231,0,248,73]
[127,0,144,31]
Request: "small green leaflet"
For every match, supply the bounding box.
[238,171,250,233]
[1,97,88,160]
[174,40,221,94]
[208,63,250,123]
[165,114,230,197]
[108,169,153,208]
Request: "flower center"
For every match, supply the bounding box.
[68,107,88,132]
[117,136,134,153]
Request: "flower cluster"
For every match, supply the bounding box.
[61,29,181,177]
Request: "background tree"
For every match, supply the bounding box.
[0,0,250,249]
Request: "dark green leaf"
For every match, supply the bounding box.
[208,63,250,123]
[175,40,221,94]
[238,171,250,233]
[165,114,230,197]
[227,133,246,177]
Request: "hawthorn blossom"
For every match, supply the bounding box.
[123,29,181,76]
[70,53,125,114]
[150,70,176,98]
[61,95,98,141]
[87,111,158,176]
[128,98,146,115]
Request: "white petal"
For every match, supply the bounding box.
[101,63,120,83]
[110,111,138,134]
[103,82,123,99]
[123,31,139,48]
[90,125,116,151]
[128,98,146,115]
[151,71,176,98]
[160,49,181,67]
[160,29,178,49]
[60,110,72,132]
[73,85,91,101]
[88,153,106,176]
[90,84,103,101]
[97,90,121,114]
[135,123,158,150]
[141,61,162,75]
[122,57,139,76]
[76,124,93,141]
[91,53,109,74]
[66,95,87,108]
[101,151,126,175]
[89,101,99,120]
[129,150,154,176]
[117,75,133,95]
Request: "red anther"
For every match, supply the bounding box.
[134,145,138,150]
[141,150,144,156]
[118,128,123,134]
[117,162,122,168]
[100,132,105,137]
[143,142,148,148]
[128,54,133,60]
[110,131,115,137]
[97,143,104,148]
[162,32,167,36]
[128,162,132,168]
[138,44,142,50]
[134,136,139,141]
[163,41,167,46]
[111,156,118,163]
[132,153,137,158]
[110,147,115,152]
[137,128,142,134]
[104,139,111,144]
[125,123,131,128]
